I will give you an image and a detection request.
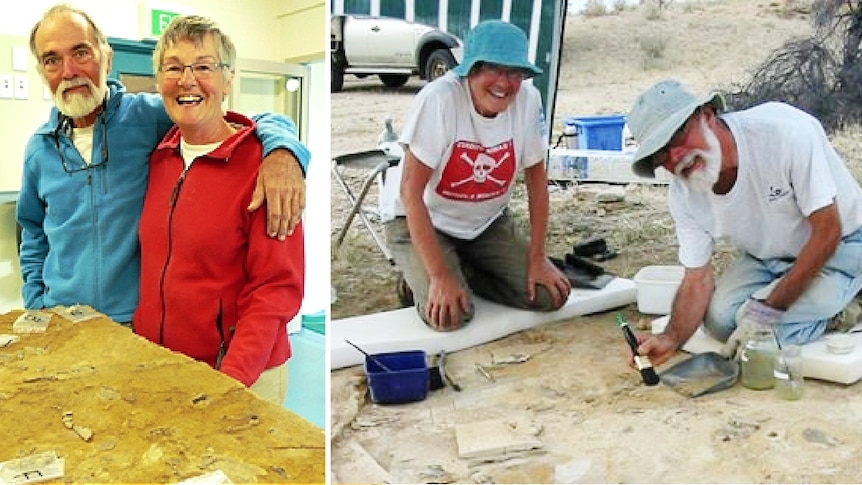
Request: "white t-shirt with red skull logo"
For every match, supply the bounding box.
[380,71,547,240]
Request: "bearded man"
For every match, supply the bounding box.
[623,80,862,366]
[17,4,308,325]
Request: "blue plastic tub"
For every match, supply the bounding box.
[565,115,626,151]
[364,350,429,404]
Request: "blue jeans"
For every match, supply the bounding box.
[704,227,862,345]
[384,209,563,330]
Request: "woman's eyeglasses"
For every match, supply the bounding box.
[158,62,229,80]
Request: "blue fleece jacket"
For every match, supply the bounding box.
[17,79,309,322]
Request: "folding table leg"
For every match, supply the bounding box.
[332,160,395,265]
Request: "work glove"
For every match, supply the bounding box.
[719,298,784,360]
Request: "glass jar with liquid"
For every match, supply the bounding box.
[774,344,804,400]
[740,328,778,390]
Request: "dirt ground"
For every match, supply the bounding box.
[330,1,862,483]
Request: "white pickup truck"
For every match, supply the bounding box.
[331,14,463,92]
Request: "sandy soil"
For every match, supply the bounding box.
[329,1,862,483]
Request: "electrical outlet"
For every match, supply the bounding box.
[14,75,28,99]
[0,75,12,99]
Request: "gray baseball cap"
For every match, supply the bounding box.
[628,80,725,178]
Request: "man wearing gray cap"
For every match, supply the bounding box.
[379,20,571,331]
[626,79,862,365]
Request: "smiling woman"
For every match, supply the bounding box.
[377,20,571,333]
[134,15,306,407]
[153,19,236,143]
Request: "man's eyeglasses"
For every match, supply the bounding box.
[477,62,532,81]
[53,111,108,174]
[159,62,230,80]
[41,47,95,73]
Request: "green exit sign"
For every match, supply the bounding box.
[150,9,180,37]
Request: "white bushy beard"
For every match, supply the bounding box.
[53,72,108,118]
[675,116,722,193]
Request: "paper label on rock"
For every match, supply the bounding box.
[0,451,65,484]
[54,305,103,323]
[0,335,19,348]
[12,311,52,334]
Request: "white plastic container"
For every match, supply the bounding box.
[634,265,685,315]
[827,333,856,354]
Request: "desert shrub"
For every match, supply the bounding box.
[638,31,670,69]
[583,0,608,17]
[641,0,671,20]
[729,0,862,131]
[681,1,707,14]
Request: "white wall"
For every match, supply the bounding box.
[276,0,327,63]
[0,35,54,193]
[301,59,330,316]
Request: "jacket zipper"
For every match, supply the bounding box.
[158,165,190,344]
[215,300,226,369]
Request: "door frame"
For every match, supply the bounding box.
[230,58,310,144]
[108,37,157,79]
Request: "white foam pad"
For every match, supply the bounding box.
[331,277,636,369]
[651,315,862,385]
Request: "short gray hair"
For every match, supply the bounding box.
[30,3,111,72]
[153,15,236,76]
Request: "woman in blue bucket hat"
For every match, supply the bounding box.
[624,79,862,368]
[378,20,571,331]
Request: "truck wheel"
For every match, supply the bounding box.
[331,61,345,92]
[379,74,410,88]
[425,48,456,82]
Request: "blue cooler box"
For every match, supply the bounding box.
[365,350,429,404]
[566,115,627,151]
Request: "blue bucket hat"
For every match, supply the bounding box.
[452,20,542,78]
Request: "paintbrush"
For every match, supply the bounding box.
[344,339,393,372]
[617,314,660,386]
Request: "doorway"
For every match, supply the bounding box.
[229,58,308,143]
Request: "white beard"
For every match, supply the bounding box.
[675,116,722,193]
[54,75,108,118]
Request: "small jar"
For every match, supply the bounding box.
[563,124,579,149]
[740,328,778,390]
[774,344,804,400]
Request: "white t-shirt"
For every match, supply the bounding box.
[670,102,862,268]
[379,71,548,239]
[72,125,94,166]
[181,138,222,169]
